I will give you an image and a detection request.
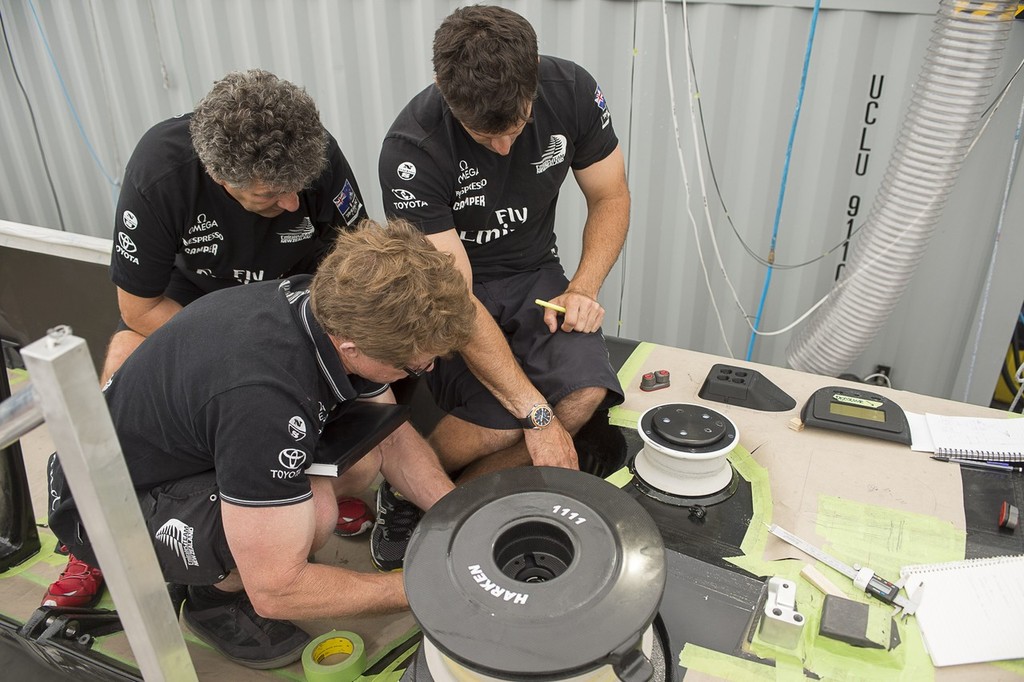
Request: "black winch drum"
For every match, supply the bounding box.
[403,467,667,680]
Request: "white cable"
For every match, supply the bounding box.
[789,1,1015,375]
[860,373,893,389]
[676,0,749,329]
[662,0,835,342]
[966,55,1024,158]
[661,0,1016,355]
[660,0,734,357]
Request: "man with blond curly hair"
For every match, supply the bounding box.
[46,219,474,669]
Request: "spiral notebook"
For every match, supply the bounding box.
[900,554,1024,666]
[923,413,1024,461]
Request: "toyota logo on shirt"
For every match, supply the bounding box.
[278,448,307,470]
[118,232,138,253]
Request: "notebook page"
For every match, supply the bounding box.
[923,413,1024,460]
[901,555,1024,666]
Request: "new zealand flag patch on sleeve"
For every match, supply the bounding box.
[333,180,363,226]
[594,85,612,129]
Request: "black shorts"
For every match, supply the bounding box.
[49,460,235,586]
[428,267,624,430]
[136,471,235,584]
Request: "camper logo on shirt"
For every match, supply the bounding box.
[182,213,223,256]
[333,180,363,226]
[454,161,488,211]
[532,135,567,174]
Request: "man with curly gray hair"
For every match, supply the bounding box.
[103,69,367,384]
[190,69,329,208]
[43,69,369,613]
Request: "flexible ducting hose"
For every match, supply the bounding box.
[787,0,1017,376]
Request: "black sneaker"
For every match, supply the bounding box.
[182,589,310,669]
[369,482,422,572]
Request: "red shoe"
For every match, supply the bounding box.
[334,497,374,537]
[42,549,105,607]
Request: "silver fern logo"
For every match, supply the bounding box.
[155,519,200,569]
[278,217,315,244]
[532,135,567,174]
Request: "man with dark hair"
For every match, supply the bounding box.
[375,5,630,570]
[44,69,370,612]
[46,219,475,669]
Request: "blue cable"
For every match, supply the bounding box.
[745,0,822,361]
[27,0,119,188]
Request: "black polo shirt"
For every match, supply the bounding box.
[379,56,618,283]
[112,115,368,299]
[102,275,388,507]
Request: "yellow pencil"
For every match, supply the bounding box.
[534,298,567,314]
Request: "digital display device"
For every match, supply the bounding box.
[800,386,910,444]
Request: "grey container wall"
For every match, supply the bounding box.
[2,0,1022,404]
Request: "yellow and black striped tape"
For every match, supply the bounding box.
[951,2,1023,19]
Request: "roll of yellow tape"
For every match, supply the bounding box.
[301,630,366,682]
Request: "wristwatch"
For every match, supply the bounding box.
[518,403,554,430]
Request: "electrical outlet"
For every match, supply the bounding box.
[865,365,891,386]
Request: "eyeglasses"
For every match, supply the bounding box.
[402,358,437,379]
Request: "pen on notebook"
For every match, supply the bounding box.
[534,298,567,314]
[930,455,1023,473]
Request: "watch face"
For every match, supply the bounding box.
[532,405,553,428]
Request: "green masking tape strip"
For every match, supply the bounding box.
[302,630,366,682]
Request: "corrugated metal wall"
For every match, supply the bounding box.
[2,0,1023,404]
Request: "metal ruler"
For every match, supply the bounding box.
[768,524,916,614]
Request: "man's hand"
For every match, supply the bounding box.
[522,418,579,470]
[544,290,605,334]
